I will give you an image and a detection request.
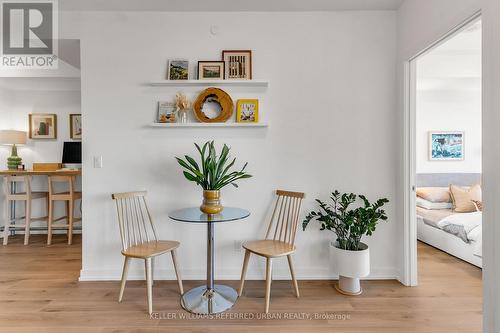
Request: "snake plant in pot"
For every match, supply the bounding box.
[175,141,252,214]
[303,190,389,295]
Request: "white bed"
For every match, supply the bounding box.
[417,208,482,267]
[416,173,482,268]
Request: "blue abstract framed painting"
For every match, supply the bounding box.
[429,131,464,161]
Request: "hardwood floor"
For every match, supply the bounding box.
[0,235,482,333]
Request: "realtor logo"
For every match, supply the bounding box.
[1,0,58,69]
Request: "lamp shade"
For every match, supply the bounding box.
[0,130,27,145]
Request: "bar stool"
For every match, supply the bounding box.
[3,175,49,245]
[47,176,82,245]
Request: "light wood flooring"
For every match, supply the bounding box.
[0,235,482,333]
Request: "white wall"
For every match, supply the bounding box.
[416,46,482,174]
[75,11,399,281]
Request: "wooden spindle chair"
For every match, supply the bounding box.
[238,189,305,313]
[111,191,183,315]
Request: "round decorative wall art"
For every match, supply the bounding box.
[193,87,234,123]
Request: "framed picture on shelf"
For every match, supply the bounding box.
[168,59,189,80]
[198,61,225,80]
[69,114,82,140]
[428,131,464,161]
[222,50,252,80]
[158,101,177,123]
[29,113,57,139]
[236,99,259,123]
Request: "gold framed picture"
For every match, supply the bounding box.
[198,61,224,80]
[70,114,82,140]
[236,99,259,123]
[222,50,252,80]
[29,113,57,139]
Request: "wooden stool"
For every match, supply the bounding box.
[47,176,81,245]
[3,175,49,245]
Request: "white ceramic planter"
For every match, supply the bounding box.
[330,241,370,295]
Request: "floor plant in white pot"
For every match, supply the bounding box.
[302,190,389,295]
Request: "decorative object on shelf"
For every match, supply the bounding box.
[302,190,389,295]
[175,92,191,124]
[198,61,225,80]
[175,141,252,214]
[69,114,82,140]
[222,50,252,80]
[158,101,176,123]
[193,87,234,123]
[29,113,57,139]
[236,99,259,123]
[168,59,189,80]
[0,130,27,170]
[429,131,464,161]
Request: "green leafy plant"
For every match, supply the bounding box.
[175,141,252,190]
[302,190,389,251]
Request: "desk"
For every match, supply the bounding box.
[0,169,82,234]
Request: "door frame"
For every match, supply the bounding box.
[402,11,482,286]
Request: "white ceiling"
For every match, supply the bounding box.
[59,0,405,12]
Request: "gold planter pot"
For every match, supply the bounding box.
[200,190,223,215]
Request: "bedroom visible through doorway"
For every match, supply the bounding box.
[413,18,482,280]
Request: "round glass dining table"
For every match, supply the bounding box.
[169,207,250,314]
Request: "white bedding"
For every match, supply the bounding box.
[436,211,482,257]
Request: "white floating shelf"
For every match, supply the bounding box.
[149,122,269,128]
[149,79,269,87]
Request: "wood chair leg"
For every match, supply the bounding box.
[47,200,53,245]
[151,257,155,286]
[3,198,10,246]
[238,249,251,296]
[145,257,153,315]
[68,200,74,245]
[265,257,273,314]
[171,250,184,295]
[287,254,300,298]
[24,200,31,245]
[118,256,130,302]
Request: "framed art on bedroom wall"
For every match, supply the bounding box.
[29,113,57,139]
[428,131,464,161]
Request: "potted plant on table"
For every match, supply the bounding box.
[175,141,252,214]
[302,190,389,295]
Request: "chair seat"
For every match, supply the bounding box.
[122,240,180,259]
[50,191,82,200]
[243,239,296,258]
[7,191,48,200]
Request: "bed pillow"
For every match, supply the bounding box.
[416,197,453,210]
[449,184,482,213]
[472,200,483,212]
[416,187,451,203]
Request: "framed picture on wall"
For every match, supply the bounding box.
[236,99,259,123]
[222,50,252,80]
[198,61,224,80]
[168,59,189,80]
[429,131,464,161]
[29,113,57,139]
[70,114,82,140]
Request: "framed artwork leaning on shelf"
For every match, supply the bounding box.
[222,50,252,80]
[236,99,259,123]
[198,61,224,80]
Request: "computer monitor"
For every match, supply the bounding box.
[62,142,82,169]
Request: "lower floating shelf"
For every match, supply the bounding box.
[149,122,269,128]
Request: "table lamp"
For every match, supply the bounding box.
[0,130,27,170]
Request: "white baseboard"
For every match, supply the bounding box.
[78,267,398,282]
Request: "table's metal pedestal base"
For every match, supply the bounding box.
[180,284,238,314]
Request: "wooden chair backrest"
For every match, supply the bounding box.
[3,175,31,199]
[264,190,305,246]
[48,176,76,195]
[111,191,158,251]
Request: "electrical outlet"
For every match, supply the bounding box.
[93,156,103,168]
